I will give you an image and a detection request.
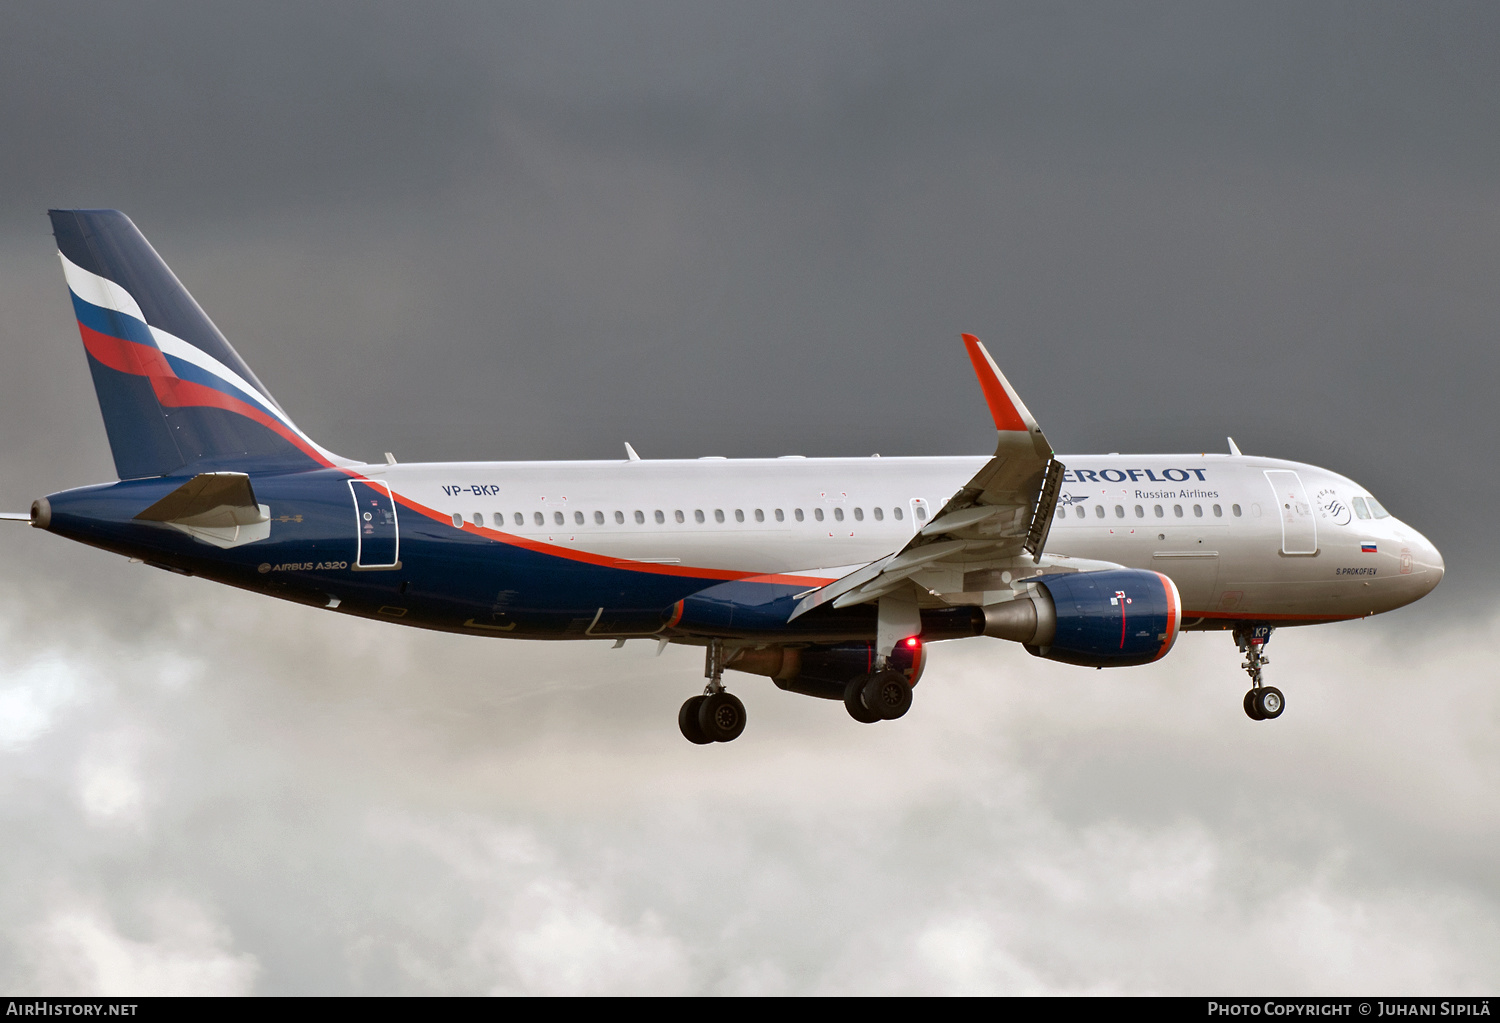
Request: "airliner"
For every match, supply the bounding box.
[3,210,1445,743]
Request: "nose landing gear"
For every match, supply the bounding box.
[679,639,748,744]
[1235,623,1284,721]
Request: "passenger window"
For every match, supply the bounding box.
[674,510,685,523]
[775,509,785,522]
[715,509,725,523]
[452,513,463,527]
[515,513,524,526]
[915,506,927,521]
[1232,504,1242,517]
[873,507,883,521]
[695,509,705,523]
[815,508,825,522]
[755,509,765,522]
[833,508,844,522]
[893,507,903,521]
[473,513,484,526]
[853,508,863,521]
[1173,505,1183,517]
[594,511,604,525]
[1154,505,1164,518]
[1134,505,1144,518]
[795,508,804,522]
[554,511,565,525]
[654,510,665,524]
[614,511,624,524]
[634,510,645,524]
[1057,507,1066,520]
[1193,504,1203,517]
[1353,497,1371,520]
[735,509,745,522]
[1094,506,1105,518]
[575,511,585,525]
[1368,498,1390,519]
[1114,505,1124,518]
[1075,506,1085,519]
[1213,504,1222,517]
[534,511,545,526]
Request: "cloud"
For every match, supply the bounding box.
[26,898,258,996]
[0,579,1494,994]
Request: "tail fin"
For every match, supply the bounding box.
[49,209,348,479]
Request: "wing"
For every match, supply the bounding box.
[790,335,1065,618]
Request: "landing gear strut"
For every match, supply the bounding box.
[679,639,747,744]
[1234,623,1284,721]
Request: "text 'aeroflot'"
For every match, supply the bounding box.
[6,210,1444,743]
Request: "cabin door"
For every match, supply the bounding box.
[1263,470,1318,555]
[349,479,401,569]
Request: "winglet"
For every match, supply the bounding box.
[624,442,641,462]
[962,334,1038,434]
[1227,437,1242,456]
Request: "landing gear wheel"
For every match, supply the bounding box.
[1253,686,1285,720]
[843,675,881,724]
[697,691,747,742]
[679,696,713,744]
[1243,689,1264,721]
[862,671,913,720]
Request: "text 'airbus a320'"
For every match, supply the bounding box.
[3,210,1444,743]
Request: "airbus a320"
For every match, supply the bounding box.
[3,210,1445,743]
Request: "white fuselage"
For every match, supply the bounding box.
[359,451,1444,623]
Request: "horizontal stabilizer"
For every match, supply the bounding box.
[135,472,267,528]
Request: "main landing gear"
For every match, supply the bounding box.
[1235,623,1284,721]
[842,670,914,724]
[679,640,747,744]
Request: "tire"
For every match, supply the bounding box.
[679,696,713,744]
[697,691,747,742]
[862,671,913,720]
[1243,689,1264,721]
[843,675,881,723]
[1254,686,1285,720]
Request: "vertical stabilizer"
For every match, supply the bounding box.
[49,209,347,478]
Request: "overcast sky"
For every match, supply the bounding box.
[0,2,1496,994]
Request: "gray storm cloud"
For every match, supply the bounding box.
[0,1,1497,994]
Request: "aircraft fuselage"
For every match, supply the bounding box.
[34,451,1444,643]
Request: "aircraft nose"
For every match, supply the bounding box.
[1410,530,1445,596]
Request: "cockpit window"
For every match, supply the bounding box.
[1352,497,1371,520]
[1367,496,1391,519]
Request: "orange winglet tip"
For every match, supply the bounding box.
[962,334,1028,432]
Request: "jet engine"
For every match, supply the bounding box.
[983,568,1181,667]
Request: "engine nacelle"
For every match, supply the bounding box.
[726,639,927,700]
[983,568,1181,667]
